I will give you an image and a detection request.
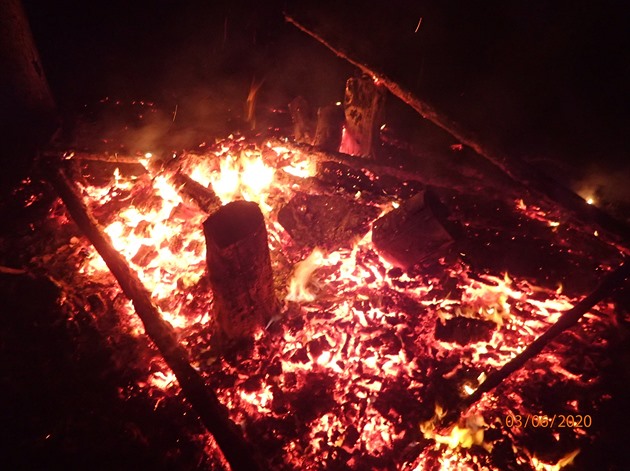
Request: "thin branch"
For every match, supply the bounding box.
[0,265,27,275]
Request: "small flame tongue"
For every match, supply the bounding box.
[529,449,580,471]
[420,405,488,451]
[286,247,324,302]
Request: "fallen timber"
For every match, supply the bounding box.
[284,13,630,245]
[66,151,222,214]
[46,160,262,471]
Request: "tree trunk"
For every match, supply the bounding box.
[0,0,57,185]
[313,103,344,152]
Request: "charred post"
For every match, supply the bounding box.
[203,201,279,344]
[313,103,345,152]
[340,75,386,158]
[288,96,315,144]
[46,162,262,471]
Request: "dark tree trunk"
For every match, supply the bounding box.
[203,201,279,344]
[0,0,57,186]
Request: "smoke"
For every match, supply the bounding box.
[573,161,630,222]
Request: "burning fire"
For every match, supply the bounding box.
[286,247,325,302]
[420,405,488,450]
[39,135,622,470]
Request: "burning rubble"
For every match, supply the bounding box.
[13,123,625,470]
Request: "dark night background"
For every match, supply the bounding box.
[20,0,630,215]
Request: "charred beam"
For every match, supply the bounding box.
[203,200,279,345]
[442,259,630,427]
[372,189,458,269]
[47,163,262,471]
[66,152,145,165]
[68,152,222,214]
[271,138,427,185]
[284,13,630,244]
[170,171,222,214]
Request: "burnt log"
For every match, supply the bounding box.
[288,96,315,144]
[313,103,345,152]
[203,201,279,343]
[171,171,222,214]
[46,162,262,471]
[340,75,386,158]
[69,152,221,214]
[372,189,460,270]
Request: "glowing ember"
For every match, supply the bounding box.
[529,449,580,471]
[38,135,623,470]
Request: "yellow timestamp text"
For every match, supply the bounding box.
[502,414,592,429]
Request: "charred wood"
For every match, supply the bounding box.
[284,13,630,245]
[170,171,222,214]
[278,192,380,251]
[67,152,145,165]
[273,139,428,187]
[47,163,262,471]
[203,201,279,344]
[288,96,315,144]
[341,75,386,158]
[70,152,221,214]
[317,160,381,196]
[313,103,345,152]
[372,189,460,270]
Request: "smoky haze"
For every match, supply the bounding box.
[22,0,630,218]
